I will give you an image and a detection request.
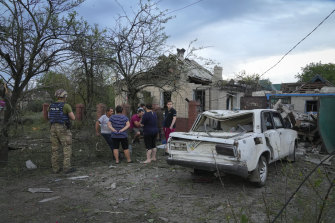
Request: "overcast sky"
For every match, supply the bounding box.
[77,0,335,83]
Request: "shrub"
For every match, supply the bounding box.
[26,100,44,112]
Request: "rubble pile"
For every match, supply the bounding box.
[274,100,320,144]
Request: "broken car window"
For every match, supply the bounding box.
[263,112,274,131]
[193,113,254,133]
[272,112,284,128]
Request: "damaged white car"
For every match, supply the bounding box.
[166,109,297,186]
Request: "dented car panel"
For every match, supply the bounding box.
[166,109,298,186]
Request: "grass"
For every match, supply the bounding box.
[2,112,335,222]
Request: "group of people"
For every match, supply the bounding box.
[96,101,177,164]
[48,88,177,173]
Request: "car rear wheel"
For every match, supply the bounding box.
[255,156,268,187]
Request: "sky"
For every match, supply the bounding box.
[76,0,335,84]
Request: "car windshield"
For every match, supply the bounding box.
[193,113,254,133]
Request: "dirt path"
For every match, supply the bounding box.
[1,136,335,223]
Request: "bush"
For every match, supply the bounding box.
[26,100,44,112]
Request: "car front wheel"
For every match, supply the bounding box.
[255,156,268,187]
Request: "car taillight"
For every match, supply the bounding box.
[215,143,235,156]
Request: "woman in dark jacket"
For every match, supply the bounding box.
[141,104,158,163]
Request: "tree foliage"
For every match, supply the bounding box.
[295,62,335,84]
[0,0,83,163]
[37,71,72,101]
[68,17,109,110]
[234,71,272,92]
[106,0,176,112]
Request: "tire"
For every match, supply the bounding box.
[255,156,268,187]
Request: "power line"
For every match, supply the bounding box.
[260,9,335,78]
[167,0,204,15]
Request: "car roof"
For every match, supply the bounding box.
[202,109,276,119]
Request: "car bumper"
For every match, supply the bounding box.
[167,158,249,178]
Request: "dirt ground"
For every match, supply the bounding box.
[1,124,335,223]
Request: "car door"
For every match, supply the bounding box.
[262,111,282,161]
[272,112,294,157]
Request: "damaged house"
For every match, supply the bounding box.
[115,49,245,131]
[241,75,335,113]
[266,75,335,113]
[239,75,335,144]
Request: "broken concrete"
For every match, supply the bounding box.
[25,160,37,169]
[28,188,53,193]
[67,175,89,180]
[38,196,61,203]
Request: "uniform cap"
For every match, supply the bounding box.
[55,89,68,98]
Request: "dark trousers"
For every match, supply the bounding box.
[102,133,113,151]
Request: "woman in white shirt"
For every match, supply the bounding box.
[95,107,114,150]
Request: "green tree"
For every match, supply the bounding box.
[68,19,109,110]
[0,0,83,164]
[37,71,73,102]
[106,0,174,113]
[234,71,272,92]
[295,62,335,84]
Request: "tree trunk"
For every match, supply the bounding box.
[0,92,19,166]
[0,126,9,167]
[0,108,11,166]
[127,90,139,115]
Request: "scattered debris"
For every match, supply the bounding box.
[111,183,116,189]
[94,210,123,214]
[296,150,305,156]
[157,144,165,149]
[273,99,329,155]
[67,175,89,180]
[26,160,37,169]
[95,142,102,151]
[109,165,117,168]
[8,146,23,151]
[28,188,53,193]
[274,99,319,142]
[159,217,169,222]
[126,186,136,190]
[304,155,333,166]
[38,196,60,203]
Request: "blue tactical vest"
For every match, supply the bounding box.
[49,102,69,124]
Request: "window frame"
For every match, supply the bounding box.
[271,112,285,129]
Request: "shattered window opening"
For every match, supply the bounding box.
[262,112,274,131]
[193,113,254,133]
[272,112,284,128]
[306,100,318,113]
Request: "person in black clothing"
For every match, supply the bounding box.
[163,101,177,154]
[141,104,158,163]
